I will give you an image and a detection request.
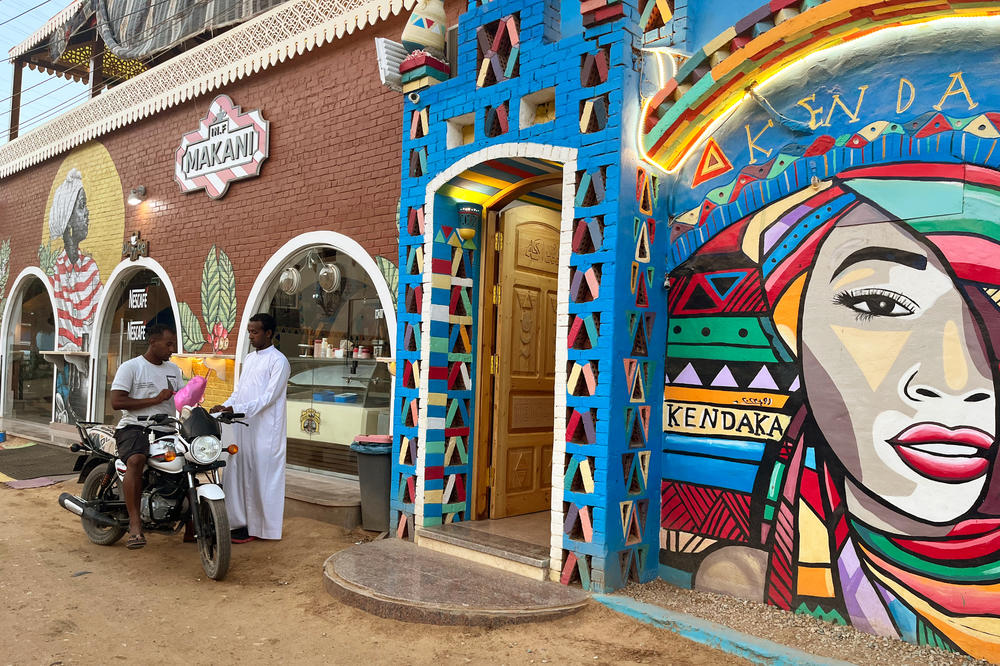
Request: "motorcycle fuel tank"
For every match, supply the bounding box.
[147,436,185,473]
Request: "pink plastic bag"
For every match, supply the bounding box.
[174,375,207,412]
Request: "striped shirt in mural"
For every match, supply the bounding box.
[53,251,102,351]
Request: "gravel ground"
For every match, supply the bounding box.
[624,579,991,666]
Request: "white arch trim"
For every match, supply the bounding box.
[87,257,183,420]
[419,142,577,572]
[234,230,398,378]
[0,266,59,417]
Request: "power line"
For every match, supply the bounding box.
[0,0,56,27]
[0,69,73,109]
[6,73,82,114]
[0,0,181,66]
[0,0,63,14]
[0,0,188,112]
[1,0,223,109]
[3,0,249,137]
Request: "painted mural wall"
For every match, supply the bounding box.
[651,10,1000,661]
[40,143,125,423]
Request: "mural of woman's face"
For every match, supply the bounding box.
[69,189,89,242]
[800,214,996,524]
[62,189,89,263]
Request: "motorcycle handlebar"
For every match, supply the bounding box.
[137,414,176,424]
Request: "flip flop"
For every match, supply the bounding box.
[126,533,146,550]
[231,535,258,544]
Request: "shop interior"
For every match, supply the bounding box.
[266,247,392,477]
[97,269,176,424]
[5,278,55,425]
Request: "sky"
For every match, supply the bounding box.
[0,0,87,145]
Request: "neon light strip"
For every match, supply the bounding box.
[639,8,1000,173]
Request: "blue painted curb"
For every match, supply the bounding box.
[592,594,855,666]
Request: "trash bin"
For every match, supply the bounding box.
[350,434,393,532]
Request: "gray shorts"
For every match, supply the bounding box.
[114,425,149,463]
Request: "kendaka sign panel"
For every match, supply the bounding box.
[174,94,269,199]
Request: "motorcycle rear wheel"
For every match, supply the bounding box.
[81,466,126,546]
[197,498,231,580]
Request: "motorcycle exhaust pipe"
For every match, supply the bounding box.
[58,493,121,528]
[59,492,84,516]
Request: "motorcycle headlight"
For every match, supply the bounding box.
[189,435,222,464]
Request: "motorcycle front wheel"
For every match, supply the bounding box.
[197,498,231,580]
[81,466,126,546]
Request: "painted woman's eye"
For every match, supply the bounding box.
[834,288,917,319]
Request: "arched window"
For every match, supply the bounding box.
[239,233,396,476]
[91,262,179,423]
[3,275,56,425]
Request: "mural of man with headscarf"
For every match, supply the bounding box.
[49,168,102,351]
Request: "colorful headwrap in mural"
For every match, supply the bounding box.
[48,168,86,240]
[664,161,1000,659]
[48,167,102,352]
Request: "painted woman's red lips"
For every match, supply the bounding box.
[890,424,994,450]
[888,424,994,483]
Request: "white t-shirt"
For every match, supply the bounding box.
[111,355,185,429]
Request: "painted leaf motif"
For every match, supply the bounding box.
[0,239,10,300]
[375,255,399,308]
[178,301,206,353]
[201,246,222,327]
[37,243,56,277]
[215,247,237,330]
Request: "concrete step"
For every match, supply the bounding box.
[324,538,588,626]
[0,418,78,449]
[283,468,361,529]
[415,522,550,581]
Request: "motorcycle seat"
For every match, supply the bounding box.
[86,425,118,455]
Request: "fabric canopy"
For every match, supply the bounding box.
[50,0,287,62]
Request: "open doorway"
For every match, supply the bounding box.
[473,175,562,526]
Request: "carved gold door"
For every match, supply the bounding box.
[491,205,560,518]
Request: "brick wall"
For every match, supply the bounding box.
[0,9,410,332]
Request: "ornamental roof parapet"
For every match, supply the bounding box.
[0,0,415,178]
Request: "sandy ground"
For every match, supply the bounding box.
[0,480,746,666]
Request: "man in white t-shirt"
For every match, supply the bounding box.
[110,324,185,549]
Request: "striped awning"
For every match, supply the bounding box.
[438,157,563,210]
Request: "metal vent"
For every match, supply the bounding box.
[375,38,407,92]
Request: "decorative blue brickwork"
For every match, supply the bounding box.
[391,0,667,592]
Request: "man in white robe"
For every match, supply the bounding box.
[212,313,290,542]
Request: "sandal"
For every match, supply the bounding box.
[126,533,146,550]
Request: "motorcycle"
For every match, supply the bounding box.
[58,407,246,580]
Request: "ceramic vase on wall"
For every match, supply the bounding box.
[401,0,447,58]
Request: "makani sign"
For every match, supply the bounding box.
[174,94,269,199]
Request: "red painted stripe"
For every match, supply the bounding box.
[483,159,535,181]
